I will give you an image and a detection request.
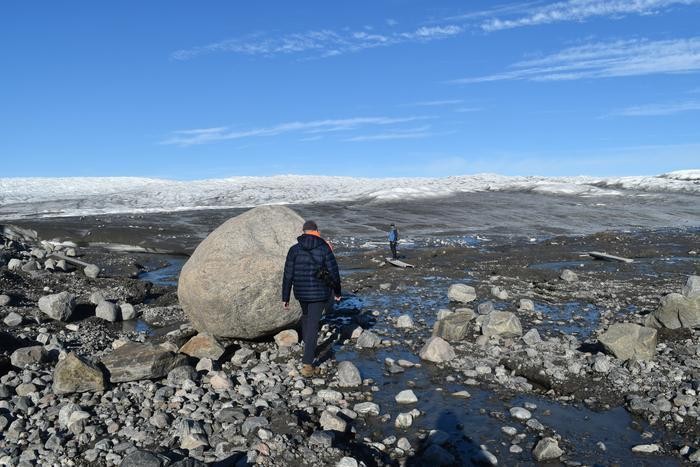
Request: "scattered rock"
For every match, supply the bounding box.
[320,411,347,432]
[120,303,136,320]
[395,412,413,428]
[491,286,509,300]
[522,328,542,346]
[101,342,187,383]
[356,330,382,349]
[0,295,11,307]
[337,361,362,387]
[682,275,700,299]
[432,310,474,342]
[395,389,418,404]
[53,353,106,394]
[10,346,47,368]
[84,264,101,279]
[95,300,119,323]
[3,312,22,327]
[179,334,226,360]
[599,323,657,361]
[519,299,535,311]
[481,311,522,338]
[631,444,660,454]
[646,292,700,329]
[448,284,477,303]
[274,329,299,347]
[419,336,456,363]
[533,437,563,461]
[477,301,495,315]
[38,291,75,321]
[560,269,578,282]
[395,314,414,328]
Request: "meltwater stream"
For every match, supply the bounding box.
[135,255,681,465]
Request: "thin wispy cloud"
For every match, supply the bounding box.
[172,25,463,60]
[451,37,700,83]
[610,99,700,116]
[407,99,464,107]
[480,0,700,31]
[344,126,434,142]
[162,116,431,146]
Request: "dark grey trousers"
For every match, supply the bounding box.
[299,301,325,365]
[390,241,398,259]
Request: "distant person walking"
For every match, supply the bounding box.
[388,223,399,259]
[282,220,341,377]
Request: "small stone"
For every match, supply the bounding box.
[337,360,362,387]
[96,301,119,322]
[274,329,298,347]
[84,264,100,279]
[353,402,380,416]
[419,336,456,363]
[560,269,578,282]
[53,353,106,394]
[10,346,47,368]
[519,299,535,311]
[320,411,347,432]
[395,412,413,428]
[3,312,22,327]
[522,328,542,346]
[120,303,136,321]
[448,284,477,303]
[397,437,411,451]
[167,365,198,387]
[510,407,532,420]
[89,291,106,305]
[477,301,495,315]
[179,334,226,360]
[38,291,75,321]
[631,444,660,453]
[0,295,11,307]
[395,314,414,328]
[209,371,233,391]
[356,330,382,349]
[491,286,508,300]
[395,389,418,404]
[336,457,359,467]
[533,437,563,461]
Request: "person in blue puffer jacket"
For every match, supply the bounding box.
[388,223,399,259]
[282,220,341,377]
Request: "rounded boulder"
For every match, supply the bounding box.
[178,206,303,339]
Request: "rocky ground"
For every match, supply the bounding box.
[0,219,699,466]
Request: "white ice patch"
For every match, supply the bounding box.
[0,171,697,219]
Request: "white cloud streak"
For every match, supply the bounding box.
[172,25,463,60]
[343,125,433,142]
[162,116,432,146]
[481,0,700,31]
[451,37,700,83]
[610,99,700,116]
[408,99,464,107]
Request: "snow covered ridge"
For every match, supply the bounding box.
[0,171,697,219]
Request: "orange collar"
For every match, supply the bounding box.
[305,230,333,250]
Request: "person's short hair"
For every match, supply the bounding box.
[303,220,318,231]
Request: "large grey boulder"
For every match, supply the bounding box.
[53,353,106,394]
[101,342,187,383]
[599,323,657,361]
[448,284,476,304]
[178,206,303,339]
[481,311,522,338]
[419,336,456,363]
[432,310,474,342]
[645,293,700,329]
[38,291,75,321]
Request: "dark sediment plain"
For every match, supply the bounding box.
[0,193,699,466]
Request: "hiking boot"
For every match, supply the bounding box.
[301,364,317,378]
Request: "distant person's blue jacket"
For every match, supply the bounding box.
[388,228,399,242]
[283,234,341,303]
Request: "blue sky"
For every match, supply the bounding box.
[1,0,699,179]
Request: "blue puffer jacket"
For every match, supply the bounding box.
[282,234,341,303]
